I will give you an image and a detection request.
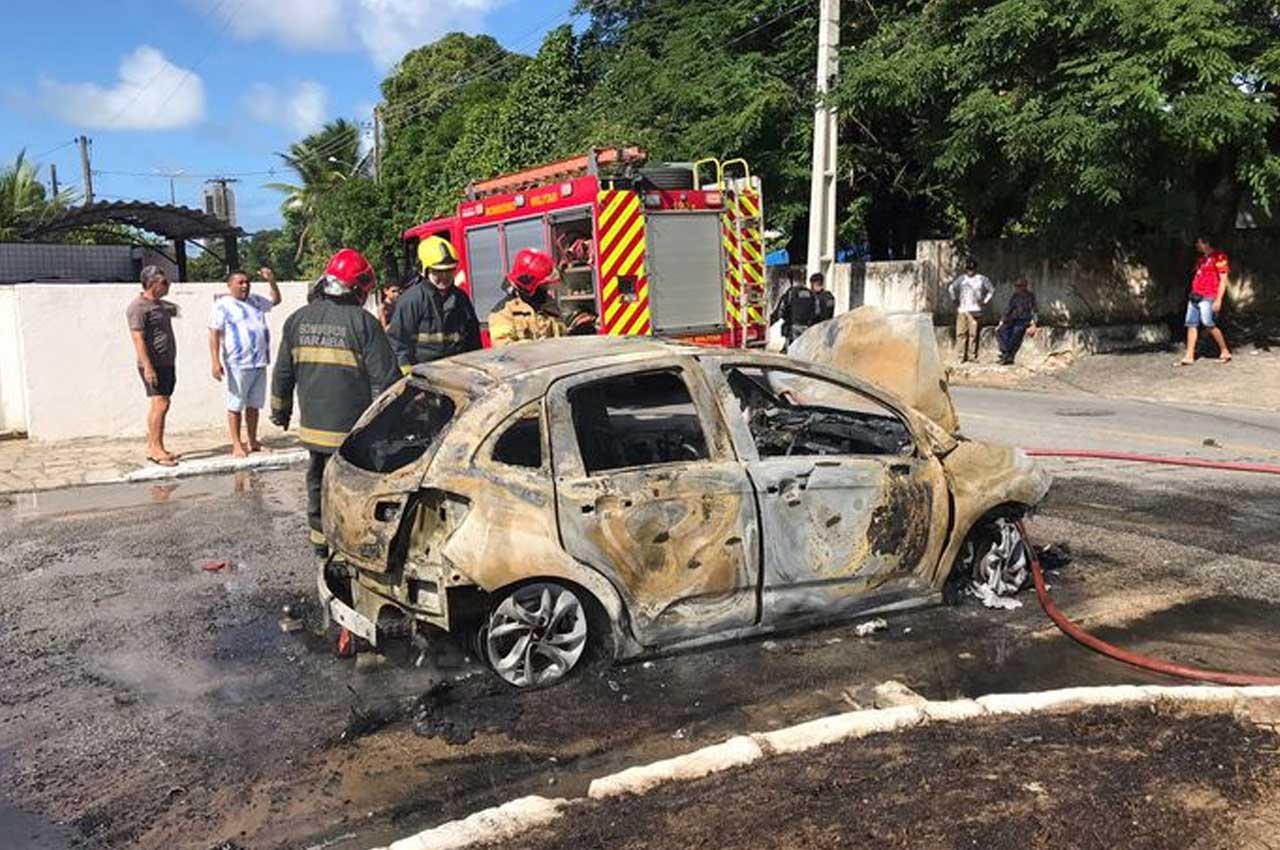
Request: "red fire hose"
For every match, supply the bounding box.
[1016,449,1280,686]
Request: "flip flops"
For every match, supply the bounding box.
[147,455,178,467]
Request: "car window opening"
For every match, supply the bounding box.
[724,366,913,457]
[492,413,543,468]
[340,387,456,473]
[569,370,709,475]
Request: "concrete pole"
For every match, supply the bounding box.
[78,135,94,205]
[49,164,59,198]
[373,106,382,183]
[805,0,839,284]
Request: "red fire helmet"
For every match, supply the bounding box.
[506,248,556,296]
[321,248,376,299]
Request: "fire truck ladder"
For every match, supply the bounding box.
[698,158,766,348]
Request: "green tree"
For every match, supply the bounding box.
[265,119,368,263]
[379,33,527,226]
[0,150,76,240]
[835,0,1280,247]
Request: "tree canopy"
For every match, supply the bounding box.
[270,0,1280,273]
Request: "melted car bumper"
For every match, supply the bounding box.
[317,562,378,645]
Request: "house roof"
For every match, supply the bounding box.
[23,201,244,240]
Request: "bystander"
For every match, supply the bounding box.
[1179,235,1232,366]
[126,266,179,466]
[997,277,1039,365]
[209,268,282,457]
[948,258,993,362]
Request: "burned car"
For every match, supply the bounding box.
[320,337,1050,688]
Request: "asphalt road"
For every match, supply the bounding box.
[1,387,1278,850]
[953,386,1280,463]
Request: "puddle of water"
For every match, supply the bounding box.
[0,803,81,850]
[911,595,1280,699]
[1,468,303,520]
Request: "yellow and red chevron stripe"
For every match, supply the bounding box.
[595,190,652,336]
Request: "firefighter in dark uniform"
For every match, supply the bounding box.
[270,248,400,555]
[770,276,818,351]
[488,248,567,346]
[811,272,835,322]
[386,235,481,373]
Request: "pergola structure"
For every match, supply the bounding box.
[23,201,244,281]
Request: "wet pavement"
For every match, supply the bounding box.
[0,460,1278,850]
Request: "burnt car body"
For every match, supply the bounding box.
[320,337,1050,687]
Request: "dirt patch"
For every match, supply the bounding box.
[491,707,1280,850]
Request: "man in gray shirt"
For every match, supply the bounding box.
[948,258,993,362]
[126,265,179,466]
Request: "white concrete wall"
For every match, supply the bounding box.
[12,281,314,441]
[0,286,28,433]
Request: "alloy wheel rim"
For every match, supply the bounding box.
[485,583,588,688]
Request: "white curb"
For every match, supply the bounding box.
[369,684,1280,850]
[123,449,307,483]
[385,796,566,850]
[588,735,763,800]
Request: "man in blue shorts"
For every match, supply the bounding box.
[209,268,282,456]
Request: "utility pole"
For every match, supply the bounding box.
[49,163,59,198]
[78,135,94,205]
[805,0,839,286]
[372,106,382,182]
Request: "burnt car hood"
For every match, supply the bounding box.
[789,307,960,433]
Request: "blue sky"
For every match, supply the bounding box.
[1,0,577,233]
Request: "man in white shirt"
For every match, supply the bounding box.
[948,258,993,362]
[209,268,282,456]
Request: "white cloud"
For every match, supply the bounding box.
[244,81,329,135]
[192,0,344,50]
[37,46,205,130]
[193,0,504,68]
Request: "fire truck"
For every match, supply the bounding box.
[400,147,768,347]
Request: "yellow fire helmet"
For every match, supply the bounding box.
[418,235,459,272]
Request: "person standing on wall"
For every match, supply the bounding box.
[770,275,817,351]
[270,249,400,556]
[209,267,282,457]
[126,265,180,467]
[488,249,566,345]
[386,235,481,372]
[996,277,1039,365]
[948,258,993,362]
[811,272,835,322]
[1179,235,1232,366]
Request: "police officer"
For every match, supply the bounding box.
[488,249,566,346]
[811,272,835,322]
[386,235,481,372]
[271,249,400,556]
[770,275,818,351]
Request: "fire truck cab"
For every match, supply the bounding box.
[400,147,767,347]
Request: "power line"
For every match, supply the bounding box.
[93,168,278,179]
[32,139,77,158]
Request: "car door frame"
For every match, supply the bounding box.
[545,355,762,647]
[695,352,952,625]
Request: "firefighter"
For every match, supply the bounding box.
[270,249,400,556]
[770,275,818,351]
[386,235,481,372]
[488,248,566,346]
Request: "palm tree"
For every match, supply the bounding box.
[266,119,371,262]
[0,150,75,241]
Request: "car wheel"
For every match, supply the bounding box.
[484,583,589,688]
[949,516,1031,603]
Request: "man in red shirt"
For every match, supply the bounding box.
[1179,235,1232,365]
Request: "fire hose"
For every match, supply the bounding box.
[1016,449,1280,687]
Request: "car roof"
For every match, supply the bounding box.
[411,336,707,384]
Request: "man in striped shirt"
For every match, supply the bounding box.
[209,268,282,457]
